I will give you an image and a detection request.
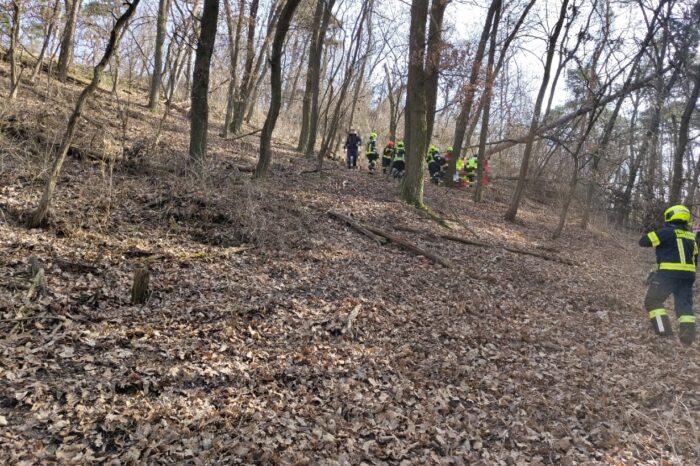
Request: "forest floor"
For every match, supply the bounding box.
[1,65,699,466]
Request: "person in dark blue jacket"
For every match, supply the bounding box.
[344,129,362,169]
[639,205,697,345]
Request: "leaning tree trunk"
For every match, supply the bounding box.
[254,0,303,178]
[28,0,140,228]
[504,0,569,222]
[148,0,170,110]
[58,0,82,82]
[8,1,21,100]
[188,0,220,165]
[669,65,700,204]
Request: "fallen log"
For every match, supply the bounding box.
[54,257,100,274]
[328,211,451,268]
[441,234,575,266]
[328,211,388,245]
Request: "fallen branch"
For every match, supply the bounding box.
[224,128,263,141]
[53,257,100,274]
[344,304,362,337]
[329,211,451,267]
[328,211,388,245]
[441,234,575,265]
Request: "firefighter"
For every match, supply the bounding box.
[366,132,379,172]
[639,205,697,345]
[465,155,478,182]
[391,141,406,179]
[428,146,447,185]
[381,141,395,174]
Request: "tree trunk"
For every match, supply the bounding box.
[58,0,82,82]
[28,0,140,228]
[223,0,245,138]
[8,1,21,100]
[131,267,150,304]
[446,0,499,186]
[30,0,62,82]
[400,0,431,207]
[424,0,448,142]
[188,0,220,165]
[230,0,260,134]
[297,0,325,152]
[305,0,336,157]
[504,0,569,222]
[254,0,303,178]
[148,0,170,110]
[669,65,700,204]
[473,0,500,203]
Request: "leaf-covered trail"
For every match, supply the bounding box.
[1,80,699,464]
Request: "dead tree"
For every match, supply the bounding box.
[27,0,141,228]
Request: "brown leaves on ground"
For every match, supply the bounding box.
[1,74,699,465]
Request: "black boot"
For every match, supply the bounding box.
[650,311,673,337]
[679,322,695,346]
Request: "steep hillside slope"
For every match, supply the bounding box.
[1,66,698,465]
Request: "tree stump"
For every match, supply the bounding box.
[131,268,150,305]
[27,256,46,298]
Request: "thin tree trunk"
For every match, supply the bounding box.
[254,0,303,178]
[31,0,61,82]
[669,65,700,204]
[473,0,501,203]
[28,0,140,228]
[305,0,336,157]
[504,0,569,222]
[446,0,498,186]
[8,1,21,100]
[58,0,82,82]
[424,0,448,142]
[188,0,220,165]
[296,0,325,152]
[230,0,260,134]
[148,0,170,110]
[223,0,245,138]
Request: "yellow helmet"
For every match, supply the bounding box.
[664,205,692,226]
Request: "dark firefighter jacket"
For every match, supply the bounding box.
[639,221,698,280]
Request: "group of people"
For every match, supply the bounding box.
[344,129,490,187]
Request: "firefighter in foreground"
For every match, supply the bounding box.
[639,205,697,345]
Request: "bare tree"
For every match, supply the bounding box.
[28,0,141,228]
[504,0,570,222]
[255,0,304,178]
[58,0,82,82]
[188,0,220,164]
[148,0,170,110]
